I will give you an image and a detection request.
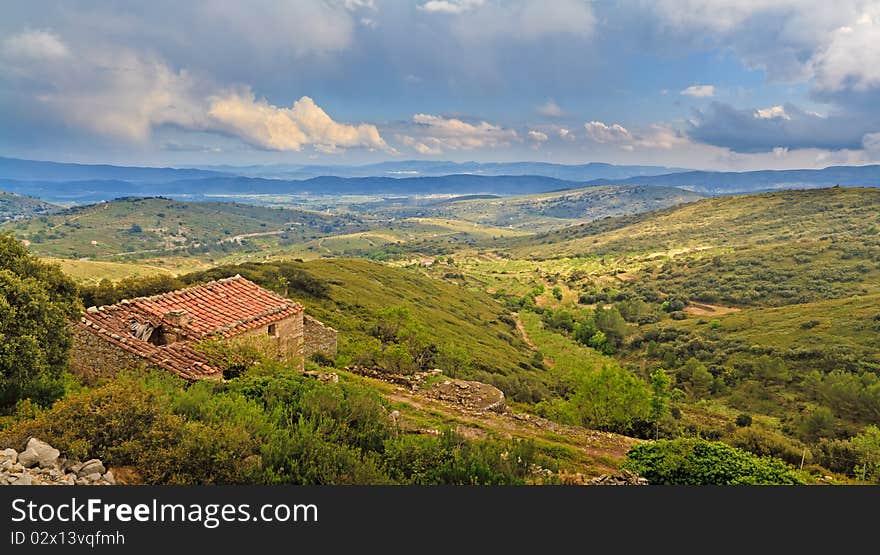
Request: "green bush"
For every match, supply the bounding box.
[622,438,806,485]
[0,234,80,410]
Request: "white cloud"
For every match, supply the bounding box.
[418,0,486,14]
[405,113,519,153]
[644,1,879,95]
[557,127,576,141]
[810,6,880,92]
[755,105,792,120]
[0,29,389,152]
[864,132,880,153]
[208,92,389,153]
[528,130,548,142]
[585,120,686,150]
[1,29,70,60]
[536,99,565,118]
[584,121,632,143]
[680,85,715,97]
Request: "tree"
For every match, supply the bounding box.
[650,368,672,439]
[851,425,880,483]
[0,233,80,409]
[594,306,629,348]
[568,365,652,435]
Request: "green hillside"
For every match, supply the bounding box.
[510,187,880,258]
[2,196,364,259]
[351,185,703,233]
[428,184,703,232]
[0,191,60,223]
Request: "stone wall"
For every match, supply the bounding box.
[68,324,157,384]
[303,314,337,359]
[234,312,304,368]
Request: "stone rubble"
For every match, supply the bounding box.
[0,438,115,486]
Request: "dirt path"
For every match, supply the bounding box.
[685,302,741,316]
[382,386,638,476]
[513,312,555,368]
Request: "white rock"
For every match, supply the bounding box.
[18,438,60,469]
[77,459,105,477]
[0,448,17,463]
[11,473,33,486]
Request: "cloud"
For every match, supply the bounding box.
[810,6,880,93]
[755,105,792,120]
[584,121,632,143]
[641,1,879,98]
[1,29,70,60]
[688,101,875,152]
[557,127,576,141]
[584,120,687,151]
[418,0,486,14]
[680,85,715,97]
[1,32,205,142]
[402,113,519,153]
[444,0,595,41]
[528,130,548,142]
[207,92,389,153]
[536,99,565,118]
[863,132,880,153]
[0,29,389,153]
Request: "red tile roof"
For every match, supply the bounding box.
[77,275,303,380]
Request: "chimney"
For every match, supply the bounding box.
[164,309,190,328]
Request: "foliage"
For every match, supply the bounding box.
[0,365,547,485]
[0,233,80,410]
[622,438,807,485]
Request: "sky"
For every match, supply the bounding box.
[2,0,880,171]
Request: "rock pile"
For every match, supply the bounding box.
[424,379,506,413]
[1,438,116,486]
[586,470,649,486]
[346,366,442,391]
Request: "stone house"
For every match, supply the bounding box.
[70,275,336,382]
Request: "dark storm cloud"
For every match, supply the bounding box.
[688,102,877,153]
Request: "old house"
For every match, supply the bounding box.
[70,275,336,381]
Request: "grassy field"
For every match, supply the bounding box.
[44,258,176,282]
[509,187,880,258]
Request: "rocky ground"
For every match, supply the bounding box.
[1,438,115,486]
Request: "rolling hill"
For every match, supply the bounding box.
[373,184,705,232]
[509,187,880,258]
[582,164,880,194]
[0,191,61,222]
[2,196,363,259]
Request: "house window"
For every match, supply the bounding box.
[268,324,277,337]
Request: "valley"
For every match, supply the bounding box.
[3,157,880,486]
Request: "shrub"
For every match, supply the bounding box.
[0,234,80,410]
[735,413,753,427]
[622,438,806,485]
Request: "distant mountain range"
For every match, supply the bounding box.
[582,165,880,194]
[0,156,230,182]
[197,160,690,181]
[0,175,588,204]
[1,156,879,204]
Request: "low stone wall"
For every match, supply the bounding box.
[68,324,156,384]
[303,315,337,359]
